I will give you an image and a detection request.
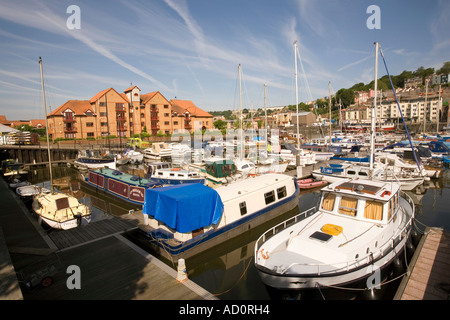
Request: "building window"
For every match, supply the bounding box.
[164,105,169,108]
[141,113,145,118]
[164,113,169,117]
[100,112,107,117]
[174,121,178,125]
[164,121,169,125]
[86,122,94,127]
[101,122,108,127]
[87,132,94,137]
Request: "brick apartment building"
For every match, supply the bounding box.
[47,86,213,140]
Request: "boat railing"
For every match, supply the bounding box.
[255,207,317,256]
[280,211,414,276]
[255,192,415,276]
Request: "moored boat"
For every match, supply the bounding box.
[297,177,328,189]
[81,167,162,207]
[139,173,299,260]
[74,149,117,170]
[254,178,415,291]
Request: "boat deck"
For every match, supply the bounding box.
[0,177,216,300]
[91,167,154,185]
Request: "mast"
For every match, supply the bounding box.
[423,79,429,134]
[328,81,332,147]
[437,84,441,135]
[370,42,379,174]
[238,64,244,160]
[264,83,268,144]
[39,57,54,193]
[294,41,300,150]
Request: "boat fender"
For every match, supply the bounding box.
[260,249,269,260]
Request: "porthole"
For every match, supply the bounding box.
[355,254,359,259]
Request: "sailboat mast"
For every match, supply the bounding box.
[238,64,244,160]
[264,83,268,144]
[294,41,300,150]
[328,81,332,147]
[39,57,54,192]
[371,42,379,173]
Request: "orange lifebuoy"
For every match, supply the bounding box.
[381,190,391,197]
[171,168,181,171]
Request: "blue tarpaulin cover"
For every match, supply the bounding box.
[143,184,224,233]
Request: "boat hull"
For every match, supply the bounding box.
[255,225,411,290]
[39,215,91,230]
[74,158,116,170]
[297,178,328,189]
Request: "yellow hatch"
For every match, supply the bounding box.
[321,224,343,236]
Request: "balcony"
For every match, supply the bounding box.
[116,115,126,122]
[64,126,77,133]
[63,114,76,122]
[116,104,126,112]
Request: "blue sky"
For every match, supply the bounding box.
[0,0,449,120]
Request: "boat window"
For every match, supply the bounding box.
[239,202,247,216]
[170,173,175,177]
[348,170,356,175]
[338,196,358,216]
[158,172,164,176]
[277,186,287,199]
[264,191,276,205]
[358,172,368,177]
[364,200,383,221]
[321,192,336,211]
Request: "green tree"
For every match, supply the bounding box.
[213,119,227,130]
[335,88,355,107]
[437,61,450,75]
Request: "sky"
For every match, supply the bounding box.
[0,0,449,120]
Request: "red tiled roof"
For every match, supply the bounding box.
[170,99,212,118]
[30,119,46,128]
[124,85,140,93]
[0,115,11,125]
[140,91,159,104]
[88,87,128,104]
[48,100,94,117]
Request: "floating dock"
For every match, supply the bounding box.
[395,227,450,300]
[0,177,216,300]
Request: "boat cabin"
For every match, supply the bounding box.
[205,159,237,178]
[319,180,400,225]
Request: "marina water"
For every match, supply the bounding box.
[25,165,450,300]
